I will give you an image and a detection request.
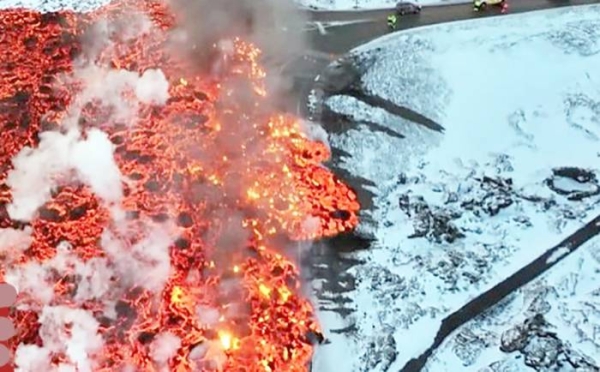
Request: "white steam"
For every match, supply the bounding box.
[101,227,174,293]
[5,241,103,306]
[6,128,123,222]
[0,226,33,259]
[189,340,228,372]
[13,306,105,372]
[299,119,330,151]
[195,305,221,327]
[5,223,175,308]
[6,9,176,371]
[150,332,181,367]
[65,65,170,124]
[5,0,315,370]
[14,344,51,372]
[134,69,170,105]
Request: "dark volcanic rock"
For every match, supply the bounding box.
[523,336,561,369]
[362,331,397,372]
[399,194,464,244]
[500,325,530,353]
[461,176,514,217]
[545,166,600,201]
[499,314,600,371]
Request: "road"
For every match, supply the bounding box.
[306,0,600,54]
[274,0,600,115]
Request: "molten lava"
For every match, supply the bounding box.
[0,0,359,371]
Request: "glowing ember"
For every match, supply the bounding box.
[0,1,359,371]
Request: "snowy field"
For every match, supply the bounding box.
[296,0,469,11]
[313,5,600,372]
[0,0,110,11]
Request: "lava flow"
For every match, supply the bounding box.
[0,1,359,371]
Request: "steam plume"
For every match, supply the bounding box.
[2,0,329,370]
[168,0,308,90]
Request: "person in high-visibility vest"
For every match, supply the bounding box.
[387,13,398,30]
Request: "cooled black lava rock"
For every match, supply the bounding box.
[523,336,561,369]
[362,332,397,372]
[115,300,136,320]
[305,330,325,345]
[497,314,600,371]
[400,195,464,244]
[40,12,70,27]
[68,206,87,220]
[38,206,63,222]
[500,325,530,353]
[330,209,351,221]
[500,314,549,354]
[137,331,156,345]
[176,212,194,228]
[144,179,161,192]
[1,90,30,105]
[461,176,514,217]
[174,237,191,250]
[545,167,600,201]
[151,213,169,223]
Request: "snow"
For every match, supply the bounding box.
[0,0,110,11]
[428,238,600,371]
[297,0,470,11]
[546,246,570,264]
[552,175,598,193]
[316,4,600,371]
[311,309,360,372]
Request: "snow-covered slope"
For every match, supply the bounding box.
[313,5,600,371]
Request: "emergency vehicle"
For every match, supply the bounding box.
[473,0,508,12]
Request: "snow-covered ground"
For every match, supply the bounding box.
[0,0,110,11]
[313,5,600,372]
[296,0,469,11]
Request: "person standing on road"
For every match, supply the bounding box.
[387,13,398,30]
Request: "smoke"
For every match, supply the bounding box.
[80,12,153,56]
[37,305,103,372]
[164,1,327,344]
[4,0,326,369]
[4,7,178,371]
[189,339,228,371]
[299,119,330,152]
[63,65,170,125]
[150,332,182,367]
[14,344,52,372]
[6,128,123,222]
[0,226,33,258]
[168,0,308,91]
[101,226,174,293]
[13,306,103,372]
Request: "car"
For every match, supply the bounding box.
[395,2,422,16]
[473,0,506,11]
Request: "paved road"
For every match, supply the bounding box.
[306,0,600,54]
[275,0,600,115]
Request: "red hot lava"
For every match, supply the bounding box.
[0,1,359,371]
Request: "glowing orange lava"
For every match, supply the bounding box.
[0,1,359,371]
